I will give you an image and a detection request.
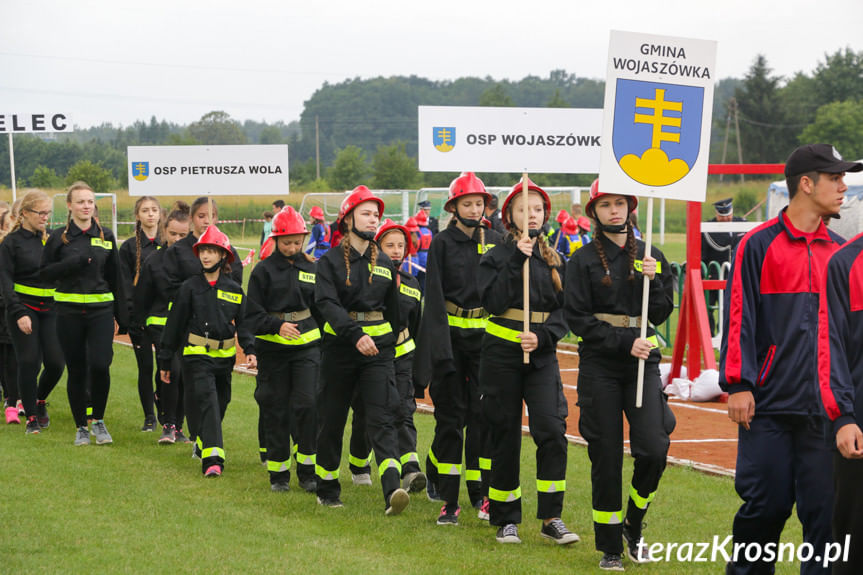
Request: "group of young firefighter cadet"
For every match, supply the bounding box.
[0,171,672,571]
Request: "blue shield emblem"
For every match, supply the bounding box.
[132,161,149,182]
[612,79,704,187]
[433,127,456,153]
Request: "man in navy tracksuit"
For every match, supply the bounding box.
[818,200,863,574]
[721,144,861,575]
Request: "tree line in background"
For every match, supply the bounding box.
[0,49,861,196]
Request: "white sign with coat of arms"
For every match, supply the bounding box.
[127,145,289,196]
[418,106,602,173]
[599,30,716,202]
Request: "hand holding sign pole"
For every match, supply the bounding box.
[599,31,716,407]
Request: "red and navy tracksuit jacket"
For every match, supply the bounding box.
[818,231,863,436]
[720,209,844,415]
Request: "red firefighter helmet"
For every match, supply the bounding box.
[375,219,414,255]
[500,178,552,230]
[584,178,638,219]
[335,185,385,233]
[259,237,275,260]
[562,216,578,235]
[577,216,591,232]
[193,225,234,263]
[414,209,429,226]
[270,206,309,238]
[309,205,325,220]
[405,217,420,233]
[444,172,492,213]
[555,209,569,224]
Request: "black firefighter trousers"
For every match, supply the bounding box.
[255,346,320,485]
[316,341,401,507]
[577,360,675,554]
[481,343,568,526]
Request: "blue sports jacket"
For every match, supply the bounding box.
[720,208,844,415]
[818,231,863,435]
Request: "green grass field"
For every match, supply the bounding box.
[1,344,807,574]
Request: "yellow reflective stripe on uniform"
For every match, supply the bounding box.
[633,259,662,274]
[90,238,113,250]
[146,315,167,326]
[437,462,462,476]
[217,290,242,304]
[477,242,495,254]
[428,447,439,469]
[536,479,566,493]
[400,452,419,465]
[478,457,491,471]
[259,446,267,454]
[13,283,55,297]
[323,322,392,337]
[399,284,421,301]
[447,315,487,330]
[629,484,656,509]
[593,509,624,524]
[465,469,481,482]
[485,319,522,343]
[378,458,401,478]
[256,329,321,346]
[53,291,114,304]
[395,338,416,358]
[488,486,522,502]
[316,464,339,481]
[296,452,316,465]
[182,345,236,358]
[368,264,392,280]
[202,447,226,460]
[298,271,315,284]
[267,459,290,473]
[349,452,373,468]
[647,335,659,349]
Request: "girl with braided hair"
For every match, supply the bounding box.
[313,185,407,514]
[0,190,65,433]
[477,179,578,545]
[563,179,675,571]
[40,182,128,446]
[413,172,503,525]
[119,196,161,432]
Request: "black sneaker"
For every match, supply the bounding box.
[622,520,652,563]
[385,488,410,516]
[174,428,192,444]
[599,553,624,571]
[436,504,460,525]
[540,518,580,545]
[141,415,157,432]
[158,425,176,444]
[298,477,317,493]
[36,400,50,428]
[25,417,41,435]
[316,496,344,508]
[495,523,521,544]
[271,482,291,492]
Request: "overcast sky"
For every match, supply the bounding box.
[2,0,861,130]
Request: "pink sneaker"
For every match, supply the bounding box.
[204,465,222,478]
[478,499,490,521]
[16,400,25,418]
[6,406,20,424]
